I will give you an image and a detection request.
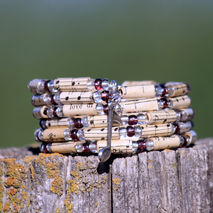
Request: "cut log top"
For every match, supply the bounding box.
[0,138,213,213]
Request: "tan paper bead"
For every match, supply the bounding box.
[167,95,191,109]
[44,118,70,128]
[53,77,93,91]
[62,104,98,116]
[33,106,49,119]
[83,127,120,140]
[96,140,134,154]
[42,127,68,142]
[141,123,174,137]
[48,142,83,153]
[86,115,120,128]
[121,98,159,113]
[148,135,182,150]
[165,82,189,97]
[122,81,156,86]
[120,85,156,99]
[146,109,178,124]
[58,91,94,104]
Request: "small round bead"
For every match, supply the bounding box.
[101,79,109,91]
[103,104,109,114]
[39,119,47,129]
[101,91,110,102]
[127,126,135,137]
[138,140,146,152]
[128,115,138,125]
[134,126,142,137]
[74,118,83,129]
[70,129,79,141]
[94,79,102,90]
[146,141,154,151]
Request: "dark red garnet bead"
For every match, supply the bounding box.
[127,126,135,137]
[52,107,58,117]
[74,118,83,129]
[44,80,50,93]
[94,79,102,90]
[137,141,146,152]
[70,129,79,141]
[103,104,109,114]
[83,145,92,154]
[101,91,109,102]
[50,95,56,105]
[128,115,138,125]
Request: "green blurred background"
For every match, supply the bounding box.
[0,0,212,147]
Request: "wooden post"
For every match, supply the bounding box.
[0,138,212,213]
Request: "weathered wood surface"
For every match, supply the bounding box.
[0,138,213,213]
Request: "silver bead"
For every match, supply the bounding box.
[137,114,146,124]
[34,128,42,141]
[155,85,164,96]
[68,118,75,129]
[93,91,102,103]
[47,80,58,93]
[64,129,71,141]
[56,106,63,117]
[121,115,128,125]
[89,143,98,153]
[81,117,89,127]
[96,104,105,115]
[53,93,61,105]
[146,141,154,151]
[27,79,46,94]
[109,80,118,91]
[76,144,84,153]
[134,126,142,138]
[101,79,109,91]
[119,128,127,139]
[77,129,85,141]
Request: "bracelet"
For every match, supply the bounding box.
[28,78,197,162]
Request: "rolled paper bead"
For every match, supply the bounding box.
[58,104,99,117]
[54,91,94,104]
[31,93,55,106]
[33,106,49,119]
[40,118,72,129]
[182,130,197,146]
[119,123,175,139]
[175,121,193,134]
[166,95,191,110]
[85,115,120,128]
[120,98,160,113]
[146,109,178,124]
[36,127,69,142]
[46,142,84,154]
[140,123,175,137]
[83,127,120,140]
[164,82,190,97]
[53,77,94,92]
[145,135,183,151]
[178,108,194,122]
[122,81,156,86]
[96,140,136,154]
[120,85,156,99]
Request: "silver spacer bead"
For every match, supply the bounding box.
[146,141,154,151]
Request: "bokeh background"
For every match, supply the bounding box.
[0,0,212,147]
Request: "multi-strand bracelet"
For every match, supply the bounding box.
[28,78,197,162]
